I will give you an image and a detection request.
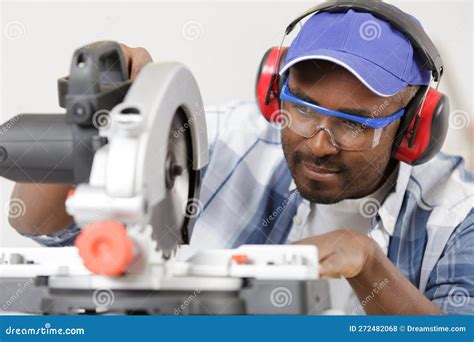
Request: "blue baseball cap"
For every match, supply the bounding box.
[279,9,432,97]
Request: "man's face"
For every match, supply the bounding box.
[281,61,402,204]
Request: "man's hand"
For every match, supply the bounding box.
[293,228,443,315]
[120,43,153,79]
[293,229,376,279]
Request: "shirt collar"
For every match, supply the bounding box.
[289,178,297,192]
[377,162,412,236]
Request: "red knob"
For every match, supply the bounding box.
[75,220,134,276]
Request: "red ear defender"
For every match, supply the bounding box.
[255,47,288,122]
[393,87,449,165]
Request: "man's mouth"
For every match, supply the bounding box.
[300,161,340,182]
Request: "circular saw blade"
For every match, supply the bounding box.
[150,108,196,258]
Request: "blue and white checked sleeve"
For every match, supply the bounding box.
[21,104,229,247]
[20,223,81,247]
[424,209,474,315]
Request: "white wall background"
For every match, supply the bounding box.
[1,0,473,247]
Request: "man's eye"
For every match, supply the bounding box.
[341,119,364,130]
[293,104,312,115]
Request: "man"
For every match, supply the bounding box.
[9,6,473,315]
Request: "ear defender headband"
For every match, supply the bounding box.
[255,0,449,165]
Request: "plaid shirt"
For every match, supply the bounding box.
[26,101,474,315]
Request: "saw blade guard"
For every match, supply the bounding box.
[67,62,209,275]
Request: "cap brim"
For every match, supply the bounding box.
[279,48,408,97]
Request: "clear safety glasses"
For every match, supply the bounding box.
[279,80,405,151]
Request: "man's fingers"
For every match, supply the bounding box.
[319,254,345,278]
[119,44,153,80]
[119,43,133,76]
[293,230,374,279]
[292,236,333,260]
[129,47,153,79]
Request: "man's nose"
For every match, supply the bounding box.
[305,128,339,158]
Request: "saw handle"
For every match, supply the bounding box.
[58,41,133,127]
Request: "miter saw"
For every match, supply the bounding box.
[0,41,330,315]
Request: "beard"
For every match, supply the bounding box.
[281,129,393,204]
